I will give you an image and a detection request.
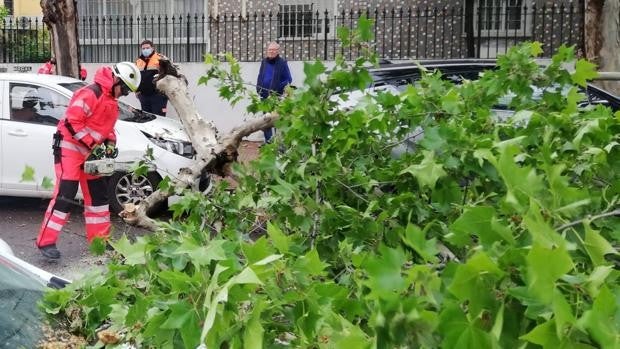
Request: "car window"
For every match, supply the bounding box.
[0,256,45,348]
[9,83,69,126]
[59,81,87,92]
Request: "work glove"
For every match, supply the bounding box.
[105,142,119,159]
[88,144,106,160]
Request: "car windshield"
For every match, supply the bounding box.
[0,255,45,348]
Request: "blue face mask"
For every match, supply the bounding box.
[142,48,153,57]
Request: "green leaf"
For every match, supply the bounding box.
[243,301,266,349]
[530,42,544,56]
[41,176,54,190]
[448,251,504,316]
[267,222,290,254]
[521,320,562,348]
[337,27,351,46]
[399,150,447,189]
[448,206,515,247]
[294,249,329,276]
[111,235,148,265]
[402,222,438,262]
[441,89,461,114]
[523,200,566,249]
[578,286,620,349]
[439,303,493,349]
[357,14,374,42]
[584,225,616,266]
[21,165,35,182]
[89,237,107,256]
[526,244,574,303]
[174,238,228,267]
[571,59,598,87]
[304,60,327,85]
[364,245,407,298]
[160,301,193,329]
[552,289,575,339]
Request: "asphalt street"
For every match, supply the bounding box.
[0,196,149,280]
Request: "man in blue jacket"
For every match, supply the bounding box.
[256,42,292,143]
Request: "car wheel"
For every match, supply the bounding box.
[108,171,165,214]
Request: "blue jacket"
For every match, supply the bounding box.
[256,56,292,99]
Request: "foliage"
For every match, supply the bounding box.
[1,17,51,63]
[41,17,619,349]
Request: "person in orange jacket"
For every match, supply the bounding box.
[135,40,169,116]
[36,62,141,259]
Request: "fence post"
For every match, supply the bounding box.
[476,1,482,58]
[186,14,191,62]
[464,0,475,57]
[323,9,328,60]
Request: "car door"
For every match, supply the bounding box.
[0,82,68,195]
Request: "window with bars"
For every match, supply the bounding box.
[277,1,334,39]
[476,0,529,36]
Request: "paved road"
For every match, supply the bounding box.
[0,196,149,279]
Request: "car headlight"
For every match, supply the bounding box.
[143,132,195,158]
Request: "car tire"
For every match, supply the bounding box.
[107,171,165,215]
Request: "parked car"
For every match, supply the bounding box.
[0,238,70,348]
[366,59,620,110]
[334,59,620,156]
[0,73,211,213]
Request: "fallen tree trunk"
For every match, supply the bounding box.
[120,63,278,229]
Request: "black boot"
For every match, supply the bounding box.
[38,244,61,259]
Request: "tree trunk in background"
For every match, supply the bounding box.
[40,0,80,79]
[584,0,620,94]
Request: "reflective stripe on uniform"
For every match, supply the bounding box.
[60,140,89,155]
[70,98,92,116]
[85,216,110,224]
[85,204,109,213]
[74,130,89,140]
[46,220,63,232]
[52,210,68,220]
[85,127,104,142]
[75,127,103,142]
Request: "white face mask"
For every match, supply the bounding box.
[142,48,153,57]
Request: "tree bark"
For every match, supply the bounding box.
[40,0,80,79]
[584,0,620,94]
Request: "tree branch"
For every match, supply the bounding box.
[120,67,279,229]
[556,208,620,231]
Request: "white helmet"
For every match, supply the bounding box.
[112,61,141,92]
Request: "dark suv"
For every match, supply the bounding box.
[368,59,620,110]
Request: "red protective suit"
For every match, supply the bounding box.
[38,61,54,74]
[36,66,119,248]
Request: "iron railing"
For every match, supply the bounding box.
[0,3,584,64]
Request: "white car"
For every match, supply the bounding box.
[0,238,70,348]
[0,73,209,213]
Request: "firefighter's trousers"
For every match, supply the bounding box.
[36,140,111,247]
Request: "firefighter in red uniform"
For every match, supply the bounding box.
[38,57,56,74]
[36,62,141,259]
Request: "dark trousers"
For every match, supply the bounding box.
[263,127,275,143]
[138,93,168,116]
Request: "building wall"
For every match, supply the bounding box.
[10,0,41,17]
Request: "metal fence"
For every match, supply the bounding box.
[0,3,584,64]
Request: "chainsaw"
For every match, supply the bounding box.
[84,144,137,176]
